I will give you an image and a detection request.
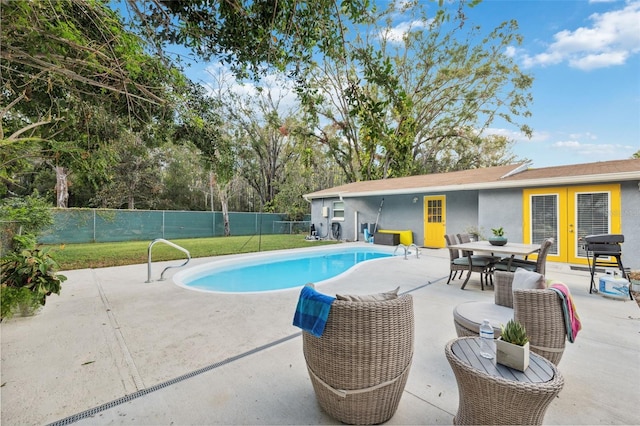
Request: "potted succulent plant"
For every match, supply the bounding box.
[0,234,66,320]
[496,319,530,371]
[489,227,508,246]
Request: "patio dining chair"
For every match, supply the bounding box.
[457,232,501,264]
[302,294,414,424]
[445,234,495,291]
[494,237,554,276]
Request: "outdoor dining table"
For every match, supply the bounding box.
[448,240,542,278]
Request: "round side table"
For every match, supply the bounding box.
[445,337,564,425]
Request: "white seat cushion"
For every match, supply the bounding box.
[336,286,399,302]
[453,301,513,335]
[512,267,546,290]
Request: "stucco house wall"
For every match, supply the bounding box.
[620,181,639,265]
[437,191,479,240]
[478,188,523,242]
[311,190,484,246]
[309,198,338,240]
[306,160,640,269]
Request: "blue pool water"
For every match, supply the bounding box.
[175,247,394,293]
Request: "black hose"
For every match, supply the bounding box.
[331,222,342,240]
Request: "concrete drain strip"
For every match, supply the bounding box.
[47,279,443,426]
[46,333,301,426]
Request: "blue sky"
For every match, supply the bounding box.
[118,0,639,169]
[460,0,640,167]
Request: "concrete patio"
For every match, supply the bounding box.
[1,243,638,425]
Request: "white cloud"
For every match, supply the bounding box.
[485,127,549,143]
[521,1,640,70]
[504,46,518,58]
[554,140,582,148]
[569,51,629,69]
[201,63,299,113]
[569,132,598,140]
[552,139,636,159]
[380,19,429,44]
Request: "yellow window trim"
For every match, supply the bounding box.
[523,184,621,265]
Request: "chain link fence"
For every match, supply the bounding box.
[38,209,311,244]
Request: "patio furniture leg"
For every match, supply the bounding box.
[460,269,471,290]
[616,256,633,300]
[588,254,597,294]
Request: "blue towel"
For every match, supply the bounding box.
[293,284,335,337]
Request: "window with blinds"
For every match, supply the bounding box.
[576,192,609,257]
[332,201,345,220]
[530,194,559,255]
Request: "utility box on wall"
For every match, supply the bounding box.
[322,206,330,218]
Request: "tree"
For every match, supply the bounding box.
[230,87,300,207]
[172,79,242,233]
[302,1,532,181]
[124,0,374,79]
[1,0,182,203]
[426,128,520,173]
[156,143,210,211]
[90,132,163,209]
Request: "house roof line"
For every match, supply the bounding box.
[500,162,530,179]
[305,170,640,199]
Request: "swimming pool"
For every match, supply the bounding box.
[173,246,397,293]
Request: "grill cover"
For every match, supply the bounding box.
[585,234,623,255]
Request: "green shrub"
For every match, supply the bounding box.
[0,234,66,319]
[0,191,53,235]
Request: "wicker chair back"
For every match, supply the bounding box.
[302,294,414,424]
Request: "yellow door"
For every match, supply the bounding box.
[424,195,446,248]
[567,184,621,264]
[522,184,621,265]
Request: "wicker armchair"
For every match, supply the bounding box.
[453,271,566,365]
[302,294,414,424]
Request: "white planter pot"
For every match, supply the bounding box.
[12,303,43,318]
[496,338,530,372]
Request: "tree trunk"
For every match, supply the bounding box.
[212,173,232,236]
[218,184,231,237]
[54,165,69,208]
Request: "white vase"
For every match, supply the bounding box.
[496,338,530,372]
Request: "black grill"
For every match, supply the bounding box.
[585,233,624,254]
[584,234,630,299]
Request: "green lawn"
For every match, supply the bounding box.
[49,235,337,270]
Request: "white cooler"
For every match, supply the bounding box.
[598,275,630,299]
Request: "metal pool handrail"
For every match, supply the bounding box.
[146,238,191,283]
[393,243,420,260]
